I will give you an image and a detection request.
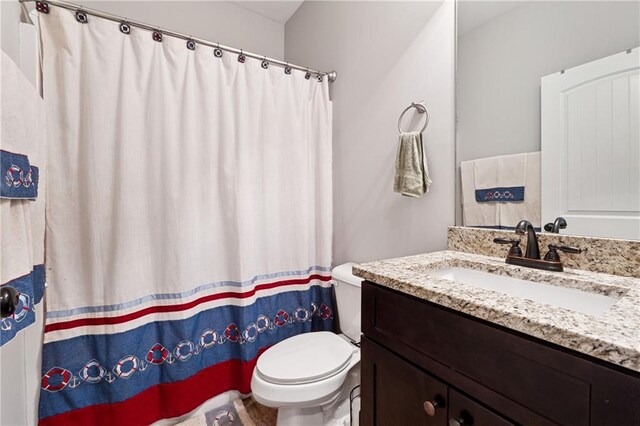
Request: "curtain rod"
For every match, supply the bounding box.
[19,0,337,83]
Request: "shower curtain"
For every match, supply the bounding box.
[38,7,333,425]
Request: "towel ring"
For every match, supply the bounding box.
[397,102,430,133]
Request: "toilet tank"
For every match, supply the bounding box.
[332,263,363,343]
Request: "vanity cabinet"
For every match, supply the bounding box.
[360,281,640,426]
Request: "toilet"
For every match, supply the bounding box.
[251,263,362,425]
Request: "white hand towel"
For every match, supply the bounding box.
[500,152,541,228]
[461,160,499,227]
[473,153,527,202]
[1,50,47,346]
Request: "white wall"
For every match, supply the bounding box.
[87,1,285,59]
[285,1,456,265]
[2,1,285,62]
[1,0,23,63]
[456,1,640,163]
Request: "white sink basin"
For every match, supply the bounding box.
[428,267,620,316]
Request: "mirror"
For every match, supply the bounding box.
[455,1,640,240]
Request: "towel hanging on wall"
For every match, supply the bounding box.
[0,51,47,346]
[394,132,432,197]
[394,102,432,197]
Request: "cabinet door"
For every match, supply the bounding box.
[448,389,514,426]
[361,337,448,426]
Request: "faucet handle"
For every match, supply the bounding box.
[493,237,519,245]
[557,245,584,254]
[544,244,585,262]
[493,238,522,257]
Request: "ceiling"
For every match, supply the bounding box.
[228,1,305,24]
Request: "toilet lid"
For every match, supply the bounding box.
[256,332,354,385]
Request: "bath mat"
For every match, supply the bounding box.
[176,399,256,426]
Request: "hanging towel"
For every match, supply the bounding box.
[461,152,541,229]
[0,50,47,346]
[461,159,499,227]
[500,152,541,228]
[394,131,431,197]
[473,152,526,202]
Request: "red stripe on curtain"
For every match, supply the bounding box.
[45,274,332,333]
[39,350,266,426]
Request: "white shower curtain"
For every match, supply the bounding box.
[38,6,333,425]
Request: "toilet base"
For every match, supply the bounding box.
[274,364,361,426]
[277,406,324,426]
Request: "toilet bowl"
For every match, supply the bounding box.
[251,263,362,426]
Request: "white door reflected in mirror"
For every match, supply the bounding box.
[541,48,640,240]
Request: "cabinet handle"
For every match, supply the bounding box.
[423,395,445,417]
[449,411,473,426]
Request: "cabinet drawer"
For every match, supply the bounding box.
[448,389,513,426]
[361,337,449,425]
[362,282,590,426]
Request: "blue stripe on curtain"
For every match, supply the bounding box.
[0,264,45,346]
[39,285,333,419]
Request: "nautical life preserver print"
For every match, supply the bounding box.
[146,343,170,365]
[173,340,196,362]
[113,355,139,379]
[40,301,332,392]
[224,323,240,342]
[274,310,289,327]
[242,323,258,343]
[13,293,31,322]
[256,314,271,333]
[200,329,218,349]
[42,367,72,392]
[1,150,39,199]
[79,360,107,383]
[295,307,311,322]
[319,304,332,320]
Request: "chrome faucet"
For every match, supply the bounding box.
[515,220,540,259]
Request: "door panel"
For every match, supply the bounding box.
[542,48,640,239]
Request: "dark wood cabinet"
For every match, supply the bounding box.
[361,281,640,426]
[361,337,448,425]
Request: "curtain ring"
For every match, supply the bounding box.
[305,68,311,80]
[284,63,292,75]
[186,36,196,51]
[75,8,88,24]
[119,18,131,34]
[261,56,269,69]
[35,1,50,14]
[238,49,246,63]
[152,29,162,42]
[214,43,223,58]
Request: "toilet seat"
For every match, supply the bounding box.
[256,331,355,385]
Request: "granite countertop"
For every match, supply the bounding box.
[353,250,640,372]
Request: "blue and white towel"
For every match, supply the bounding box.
[473,153,527,203]
[461,152,541,230]
[0,50,47,346]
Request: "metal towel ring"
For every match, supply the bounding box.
[397,102,429,133]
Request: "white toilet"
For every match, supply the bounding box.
[251,263,362,426]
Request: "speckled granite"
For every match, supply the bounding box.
[448,226,640,278]
[353,250,640,372]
